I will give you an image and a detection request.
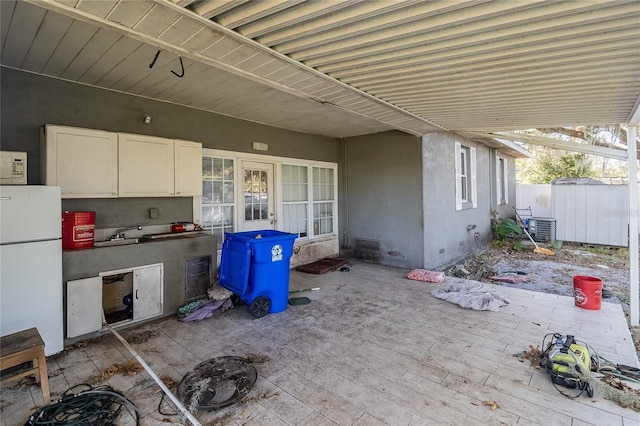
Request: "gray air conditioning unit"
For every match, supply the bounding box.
[528,217,557,243]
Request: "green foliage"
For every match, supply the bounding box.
[512,240,523,251]
[493,218,522,240]
[517,150,596,184]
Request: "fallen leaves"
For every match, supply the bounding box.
[99,359,143,382]
[482,400,500,410]
[514,345,542,367]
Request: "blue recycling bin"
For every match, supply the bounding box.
[219,230,297,318]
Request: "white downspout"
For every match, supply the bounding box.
[628,124,638,327]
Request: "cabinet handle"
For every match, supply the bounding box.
[135,289,139,299]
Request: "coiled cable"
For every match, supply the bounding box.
[25,384,140,426]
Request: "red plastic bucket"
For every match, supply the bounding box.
[573,276,602,310]
[62,211,96,250]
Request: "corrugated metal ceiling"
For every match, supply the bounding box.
[4,0,640,138]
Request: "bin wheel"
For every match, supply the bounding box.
[249,296,271,318]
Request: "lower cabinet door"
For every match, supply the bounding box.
[133,264,163,321]
[67,277,103,338]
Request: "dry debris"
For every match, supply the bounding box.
[245,354,270,364]
[123,329,159,344]
[514,345,542,367]
[159,375,176,390]
[98,359,144,382]
[481,400,500,410]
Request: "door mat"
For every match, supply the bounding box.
[289,297,310,306]
[296,258,349,274]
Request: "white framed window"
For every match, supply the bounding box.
[281,164,337,238]
[454,142,477,210]
[282,165,309,237]
[201,156,235,249]
[197,149,338,251]
[312,166,335,236]
[496,155,508,205]
[460,149,468,202]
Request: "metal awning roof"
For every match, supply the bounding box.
[3,0,640,138]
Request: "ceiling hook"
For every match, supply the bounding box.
[149,49,161,69]
[171,56,184,78]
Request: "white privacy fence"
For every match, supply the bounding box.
[516,179,632,247]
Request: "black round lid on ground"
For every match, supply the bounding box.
[177,356,257,411]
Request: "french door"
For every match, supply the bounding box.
[240,161,275,231]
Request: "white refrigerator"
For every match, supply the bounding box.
[0,185,64,355]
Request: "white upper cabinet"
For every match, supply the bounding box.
[44,126,202,198]
[44,125,118,198]
[118,133,175,197]
[174,139,203,197]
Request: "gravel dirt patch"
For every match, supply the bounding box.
[449,240,639,359]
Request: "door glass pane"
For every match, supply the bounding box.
[244,168,269,222]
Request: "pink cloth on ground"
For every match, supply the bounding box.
[407,269,445,283]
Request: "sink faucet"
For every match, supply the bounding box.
[111,225,142,240]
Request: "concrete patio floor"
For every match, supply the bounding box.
[2,260,639,425]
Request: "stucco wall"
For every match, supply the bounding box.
[0,67,339,185]
[1,68,340,239]
[422,132,494,270]
[341,131,424,268]
[493,154,518,221]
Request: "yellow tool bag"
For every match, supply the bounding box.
[541,333,595,397]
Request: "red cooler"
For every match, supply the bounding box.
[62,211,96,249]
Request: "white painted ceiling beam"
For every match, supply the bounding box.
[477,132,629,161]
[256,0,430,47]
[373,65,637,99]
[302,1,636,66]
[349,40,638,90]
[190,0,248,19]
[385,83,638,107]
[365,48,638,94]
[289,0,625,62]
[215,0,306,30]
[279,0,529,56]
[239,0,358,39]
[337,27,640,82]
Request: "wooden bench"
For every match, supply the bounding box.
[0,328,50,404]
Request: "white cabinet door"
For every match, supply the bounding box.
[45,125,118,198]
[174,139,202,197]
[133,264,163,321]
[118,133,174,197]
[67,277,103,338]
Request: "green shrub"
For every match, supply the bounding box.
[493,218,522,240]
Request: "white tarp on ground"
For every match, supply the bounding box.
[431,281,509,312]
